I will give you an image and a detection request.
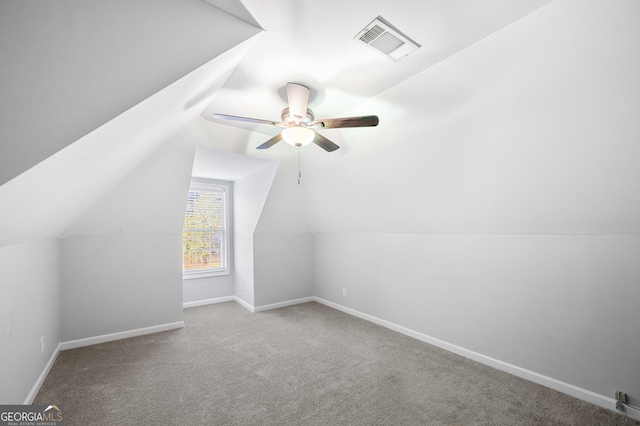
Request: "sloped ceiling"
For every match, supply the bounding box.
[0,38,257,247]
[0,0,261,186]
[204,0,261,28]
[202,0,552,135]
[293,0,640,235]
[0,0,560,246]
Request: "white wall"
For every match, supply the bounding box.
[58,116,284,336]
[254,233,313,307]
[183,276,235,304]
[252,152,315,307]
[233,163,279,307]
[311,0,640,407]
[60,134,195,341]
[253,156,316,307]
[61,235,182,341]
[0,239,61,404]
[314,233,640,399]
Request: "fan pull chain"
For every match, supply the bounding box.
[297,147,302,185]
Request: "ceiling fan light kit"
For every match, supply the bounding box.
[282,126,315,147]
[211,82,379,152]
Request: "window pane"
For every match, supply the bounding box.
[183,230,224,271]
[182,184,228,274]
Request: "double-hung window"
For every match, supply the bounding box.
[182,179,231,278]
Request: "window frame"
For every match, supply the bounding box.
[182,178,232,280]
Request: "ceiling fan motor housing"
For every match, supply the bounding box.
[281,107,315,126]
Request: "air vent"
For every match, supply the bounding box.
[354,16,420,62]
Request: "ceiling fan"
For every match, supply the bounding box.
[210,83,379,152]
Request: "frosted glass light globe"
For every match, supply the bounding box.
[281,126,315,147]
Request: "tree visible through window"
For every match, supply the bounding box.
[182,181,229,277]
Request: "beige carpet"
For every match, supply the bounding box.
[36,301,638,425]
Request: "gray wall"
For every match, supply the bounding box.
[0,239,61,404]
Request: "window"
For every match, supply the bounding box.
[182,179,231,278]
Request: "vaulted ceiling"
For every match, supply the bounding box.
[0,0,551,186]
[201,0,552,138]
[3,0,639,245]
[0,0,261,186]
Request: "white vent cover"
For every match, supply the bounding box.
[354,16,420,62]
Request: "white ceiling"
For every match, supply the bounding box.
[202,0,552,140]
[192,146,277,181]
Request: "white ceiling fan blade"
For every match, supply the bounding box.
[285,82,310,123]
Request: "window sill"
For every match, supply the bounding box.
[183,270,230,280]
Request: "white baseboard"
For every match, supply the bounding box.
[233,296,255,313]
[59,321,185,351]
[183,296,235,309]
[313,297,636,421]
[253,297,315,312]
[23,343,61,404]
[184,295,314,314]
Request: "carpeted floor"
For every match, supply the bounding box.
[36,301,638,425]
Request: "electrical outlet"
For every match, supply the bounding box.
[615,391,627,403]
[240,281,244,292]
[40,336,45,354]
[615,391,628,411]
[342,288,347,296]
